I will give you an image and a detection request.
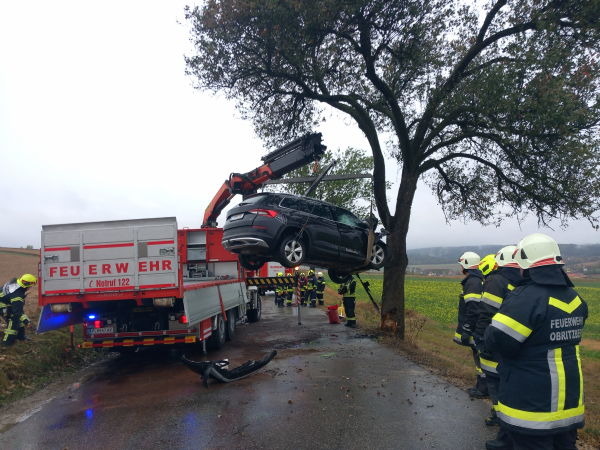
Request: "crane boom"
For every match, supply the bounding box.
[202,133,326,227]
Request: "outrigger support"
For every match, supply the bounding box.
[181,350,278,388]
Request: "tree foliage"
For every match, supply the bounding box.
[265,148,384,218]
[185,0,600,336]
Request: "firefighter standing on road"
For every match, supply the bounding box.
[475,248,520,450]
[339,276,357,328]
[1,274,37,347]
[275,272,285,308]
[316,272,326,306]
[485,234,587,450]
[454,252,487,398]
[307,270,318,308]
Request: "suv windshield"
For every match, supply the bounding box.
[236,194,269,207]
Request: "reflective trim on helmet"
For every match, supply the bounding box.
[491,313,532,343]
[496,402,584,430]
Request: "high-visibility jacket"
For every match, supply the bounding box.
[299,276,307,292]
[474,267,520,375]
[340,279,356,298]
[316,277,326,293]
[0,278,31,327]
[307,274,317,291]
[484,268,587,435]
[454,269,483,346]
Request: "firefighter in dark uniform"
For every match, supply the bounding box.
[307,270,318,308]
[1,274,37,347]
[485,234,587,450]
[299,272,307,306]
[454,251,488,398]
[474,248,520,450]
[316,272,326,306]
[275,272,285,308]
[286,278,294,307]
[339,276,357,328]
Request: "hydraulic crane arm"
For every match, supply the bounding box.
[202,133,326,227]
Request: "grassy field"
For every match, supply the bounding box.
[322,275,600,446]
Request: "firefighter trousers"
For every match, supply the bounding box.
[343,297,356,324]
[509,429,577,450]
[317,292,324,305]
[2,316,25,346]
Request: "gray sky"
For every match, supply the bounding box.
[1,1,597,250]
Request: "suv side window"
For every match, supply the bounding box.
[335,208,362,227]
[309,202,333,220]
[279,197,298,210]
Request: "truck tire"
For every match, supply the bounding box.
[209,314,226,350]
[247,296,262,322]
[226,309,237,341]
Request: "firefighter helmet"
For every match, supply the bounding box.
[458,252,480,270]
[495,245,518,268]
[479,254,498,276]
[308,269,314,275]
[277,272,283,277]
[513,233,564,269]
[318,272,323,277]
[18,274,37,288]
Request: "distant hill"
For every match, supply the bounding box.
[406,244,600,267]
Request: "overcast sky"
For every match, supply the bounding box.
[0,1,597,251]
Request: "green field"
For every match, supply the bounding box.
[326,276,600,339]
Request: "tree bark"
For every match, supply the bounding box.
[380,170,418,338]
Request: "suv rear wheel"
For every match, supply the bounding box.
[277,234,306,268]
[239,254,266,271]
[328,269,353,284]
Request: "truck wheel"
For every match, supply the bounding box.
[209,314,226,350]
[247,296,262,322]
[277,234,306,268]
[226,309,237,341]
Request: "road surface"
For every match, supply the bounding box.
[0,297,497,449]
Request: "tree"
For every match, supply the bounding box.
[185,0,600,337]
[266,147,384,218]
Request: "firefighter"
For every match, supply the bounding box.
[474,248,521,450]
[316,272,326,306]
[339,276,357,328]
[484,234,587,450]
[1,274,37,347]
[299,272,307,306]
[275,272,285,308]
[307,270,318,308]
[454,251,487,398]
[289,267,300,307]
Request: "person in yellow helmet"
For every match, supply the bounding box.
[307,269,318,307]
[1,274,37,347]
[275,272,285,308]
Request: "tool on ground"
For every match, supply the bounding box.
[181,350,277,388]
[356,274,381,314]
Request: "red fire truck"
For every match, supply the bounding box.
[37,134,326,352]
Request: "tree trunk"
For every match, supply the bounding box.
[380,171,418,338]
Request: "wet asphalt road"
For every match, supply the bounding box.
[0,297,496,450]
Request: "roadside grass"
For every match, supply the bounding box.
[0,324,105,406]
[320,280,600,447]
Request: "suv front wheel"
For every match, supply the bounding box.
[277,234,306,268]
[368,242,388,270]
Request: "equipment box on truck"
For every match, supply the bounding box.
[38,217,262,352]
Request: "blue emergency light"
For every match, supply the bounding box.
[88,314,96,320]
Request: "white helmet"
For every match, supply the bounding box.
[513,233,564,269]
[458,252,480,270]
[318,272,323,276]
[495,245,517,268]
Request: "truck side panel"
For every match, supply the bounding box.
[183,281,245,325]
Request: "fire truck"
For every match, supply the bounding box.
[37,134,327,352]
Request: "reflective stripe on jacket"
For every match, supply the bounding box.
[484,278,587,435]
[1,279,30,326]
[316,277,326,292]
[342,279,356,298]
